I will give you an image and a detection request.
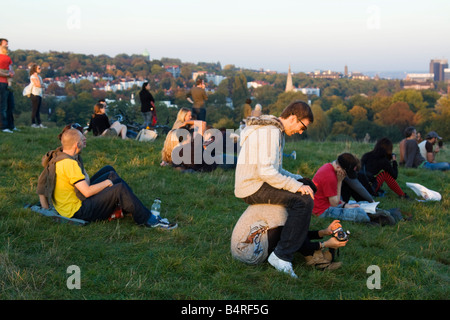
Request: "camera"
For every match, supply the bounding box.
[332,227,350,242]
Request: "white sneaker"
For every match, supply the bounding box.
[268,252,298,278]
[2,128,13,133]
[39,124,47,128]
[31,124,39,128]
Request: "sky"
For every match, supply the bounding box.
[2,0,449,74]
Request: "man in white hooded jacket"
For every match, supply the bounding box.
[234,100,314,278]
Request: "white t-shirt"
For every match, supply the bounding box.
[30,74,43,96]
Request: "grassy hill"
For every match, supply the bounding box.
[0,126,449,301]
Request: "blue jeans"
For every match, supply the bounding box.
[319,206,370,223]
[142,111,153,128]
[0,83,9,129]
[243,182,314,262]
[423,161,450,171]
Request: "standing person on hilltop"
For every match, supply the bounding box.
[139,81,155,128]
[242,98,252,120]
[234,100,316,278]
[186,78,208,121]
[29,63,46,128]
[0,38,15,133]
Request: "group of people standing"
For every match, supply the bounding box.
[0,38,46,133]
[0,38,16,133]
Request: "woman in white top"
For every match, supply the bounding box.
[29,64,46,128]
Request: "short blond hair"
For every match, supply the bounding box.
[61,128,82,149]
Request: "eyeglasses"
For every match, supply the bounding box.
[299,119,308,131]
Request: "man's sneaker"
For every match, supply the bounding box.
[39,124,47,128]
[268,252,298,278]
[31,124,39,128]
[2,128,13,133]
[147,216,178,230]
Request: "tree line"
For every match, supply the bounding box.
[8,49,450,141]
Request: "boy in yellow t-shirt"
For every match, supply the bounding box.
[45,128,177,230]
[53,158,86,218]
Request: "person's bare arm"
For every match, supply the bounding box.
[39,194,50,209]
[74,179,113,198]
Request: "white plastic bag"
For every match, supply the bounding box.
[23,83,32,97]
[136,129,158,142]
[406,182,441,201]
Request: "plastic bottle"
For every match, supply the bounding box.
[151,198,161,217]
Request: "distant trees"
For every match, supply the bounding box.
[6,49,449,142]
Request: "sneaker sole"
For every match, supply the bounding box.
[151,222,178,230]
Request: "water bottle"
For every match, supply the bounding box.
[151,198,161,217]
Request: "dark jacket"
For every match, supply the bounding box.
[139,90,155,113]
[87,113,111,136]
[361,152,399,180]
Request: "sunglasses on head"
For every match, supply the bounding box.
[71,123,83,132]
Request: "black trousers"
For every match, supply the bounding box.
[73,170,151,225]
[30,94,42,125]
[243,183,314,262]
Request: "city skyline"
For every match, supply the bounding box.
[2,0,449,75]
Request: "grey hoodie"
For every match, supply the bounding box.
[234,115,303,198]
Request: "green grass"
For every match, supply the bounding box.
[0,126,449,300]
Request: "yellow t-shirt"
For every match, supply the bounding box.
[53,158,86,218]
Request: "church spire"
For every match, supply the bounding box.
[285,65,294,92]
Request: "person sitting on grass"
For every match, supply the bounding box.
[172,107,195,130]
[359,137,409,199]
[38,128,177,229]
[85,101,128,139]
[161,123,218,172]
[312,153,371,223]
[42,123,122,196]
[403,126,449,171]
[419,131,448,168]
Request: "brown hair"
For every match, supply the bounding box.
[29,63,40,75]
[280,100,314,124]
[93,103,105,116]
